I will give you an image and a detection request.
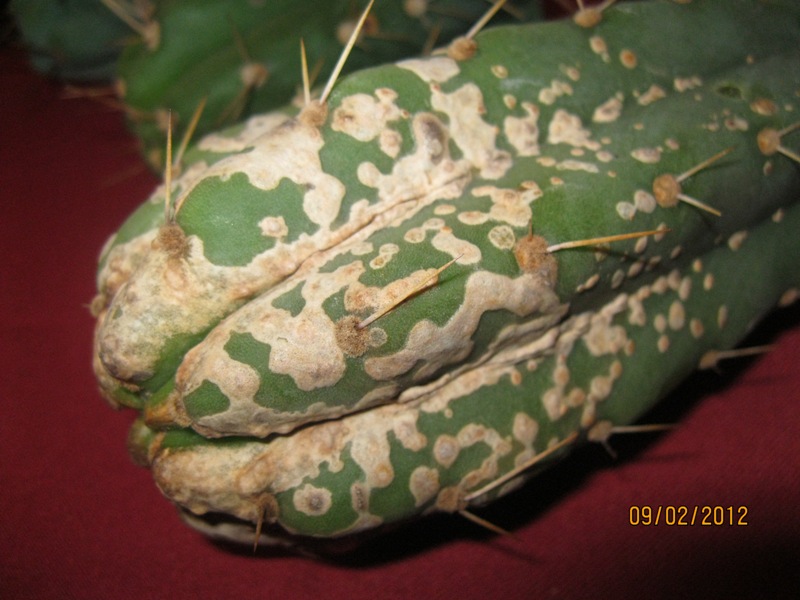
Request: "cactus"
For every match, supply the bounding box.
[111,0,543,169]
[10,0,133,81]
[92,0,800,548]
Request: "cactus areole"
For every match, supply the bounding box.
[92,0,800,548]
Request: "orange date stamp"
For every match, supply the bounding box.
[629,505,749,526]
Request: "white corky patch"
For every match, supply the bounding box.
[717,305,728,329]
[724,116,749,132]
[581,274,600,292]
[432,229,481,264]
[398,56,460,83]
[637,85,667,106]
[674,76,703,92]
[433,435,460,468]
[589,36,610,62]
[593,95,624,123]
[728,231,748,251]
[197,113,292,153]
[434,204,456,215]
[349,241,373,256]
[431,83,511,179]
[616,201,636,220]
[457,211,489,226]
[679,277,692,301]
[488,225,516,250]
[631,147,662,164]
[560,64,581,81]
[403,228,427,244]
[472,184,542,228]
[690,318,704,338]
[350,427,394,489]
[193,121,346,229]
[259,216,288,238]
[557,160,600,173]
[596,150,614,163]
[332,89,404,142]
[409,467,440,506]
[627,261,644,279]
[504,102,541,156]
[491,65,508,79]
[547,110,601,151]
[356,113,467,207]
[364,271,559,382]
[379,129,403,158]
[633,181,661,207]
[668,301,686,330]
[619,50,637,69]
[538,80,573,105]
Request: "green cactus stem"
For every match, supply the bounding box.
[10,0,134,81]
[92,0,800,547]
[111,0,543,169]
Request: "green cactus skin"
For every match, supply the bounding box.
[93,0,800,546]
[10,0,132,81]
[114,0,543,169]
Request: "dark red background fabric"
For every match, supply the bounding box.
[2,44,799,600]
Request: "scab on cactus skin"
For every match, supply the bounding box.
[93,0,800,547]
